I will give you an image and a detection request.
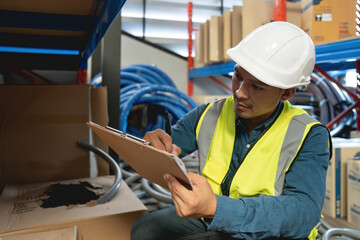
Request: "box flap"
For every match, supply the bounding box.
[0,85,98,185]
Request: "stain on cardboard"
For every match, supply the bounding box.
[40,182,101,208]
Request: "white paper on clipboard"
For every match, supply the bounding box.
[87,121,193,190]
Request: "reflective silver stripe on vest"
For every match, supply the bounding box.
[197,99,226,174]
[274,113,319,195]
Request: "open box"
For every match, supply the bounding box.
[0,176,147,240]
[0,85,147,239]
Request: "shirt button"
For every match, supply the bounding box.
[246,144,250,148]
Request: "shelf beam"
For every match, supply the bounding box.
[189,61,235,78]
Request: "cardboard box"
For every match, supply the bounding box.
[209,15,224,62]
[0,85,147,239]
[322,138,360,218]
[0,226,77,240]
[223,10,232,61]
[301,0,357,45]
[351,131,360,139]
[287,2,302,28]
[194,26,204,68]
[347,159,360,227]
[242,0,301,38]
[0,85,109,186]
[0,176,147,239]
[203,20,210,64]
[231,6,243,47]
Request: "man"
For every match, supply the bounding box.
[131,21,331,240]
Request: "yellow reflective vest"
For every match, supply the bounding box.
[195,97,328,239]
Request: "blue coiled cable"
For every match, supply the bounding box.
[120,85,197,133]
[122,66,167,85]
[91,64,197,137]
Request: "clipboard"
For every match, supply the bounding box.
[87,121,193,190]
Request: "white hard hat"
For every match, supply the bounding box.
[227,21,315,89]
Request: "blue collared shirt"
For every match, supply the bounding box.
[172,101,331,239]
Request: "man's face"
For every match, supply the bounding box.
[232,65,285,123]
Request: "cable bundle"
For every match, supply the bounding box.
[91,64,197,137]
[291,72,356,137]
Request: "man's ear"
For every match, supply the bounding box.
[280,88,296,101]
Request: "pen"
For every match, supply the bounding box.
[165,112,172,136]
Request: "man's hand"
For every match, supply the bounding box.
[163,172,217,219]
[143,129,181,156]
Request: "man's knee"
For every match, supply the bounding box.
[131,213,154,240]
[131,208,173,240]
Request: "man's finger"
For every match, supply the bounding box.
[163,173,181,191]
[163,173,173,191]
[143,129,173,152]
[171,144,181,156]
[158,133,173,153]
[163,173,190,204]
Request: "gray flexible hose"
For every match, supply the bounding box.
[151,182,172,196]
[77,140,122,204]
[120,166,135,178]
[125,173,142,185]
[322,228,360,240]
[141,178,173,204]
[131,183,143,191]
[320,217,333,230]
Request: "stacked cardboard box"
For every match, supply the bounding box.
[194,25,204,68]
[242,0,301,39]
[209,15,224,62]
[194,5,243,66]
[194,1,301,66]
[223,10,233,61]
[322,138,360,218]
[301,0,357,45]
[347,159,360,227]
[231,6,243,51]
[351,131,360,138]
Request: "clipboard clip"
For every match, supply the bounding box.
[105,126,152,146]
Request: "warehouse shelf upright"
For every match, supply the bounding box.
[188,37,360,129]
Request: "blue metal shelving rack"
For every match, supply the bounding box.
[189,37,360,78]
[0,0,127,73]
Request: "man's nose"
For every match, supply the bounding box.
[235,81,247,98]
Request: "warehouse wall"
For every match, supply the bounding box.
[121,34,188,94]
